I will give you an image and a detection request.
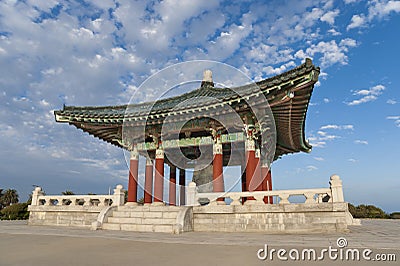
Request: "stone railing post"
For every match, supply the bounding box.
[113,184,125,206]
[186,182,197,206]
[278,193,290,204]
[329,174,344,203]
[31,187,44,206]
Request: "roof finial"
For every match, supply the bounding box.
[201,69,214,87]
[305,58,312,67]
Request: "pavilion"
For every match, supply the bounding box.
[54,58,320,206]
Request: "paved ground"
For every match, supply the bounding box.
[0,219,398,265]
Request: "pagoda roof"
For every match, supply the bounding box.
[54,59,320,161]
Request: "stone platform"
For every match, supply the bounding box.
[28,175,359,234]
[87,202,354,234]
[193,203,353,233]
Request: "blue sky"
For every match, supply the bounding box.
[0,0,399,212]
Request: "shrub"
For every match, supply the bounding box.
[390,212,400,219]
[348,203,390,219]
[0,203,29,220]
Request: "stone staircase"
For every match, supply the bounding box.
[100,205,192,233]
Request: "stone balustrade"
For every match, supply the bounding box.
[27,175,358,232]
[28,185,125,228]
[187,174,343,206]
[30,185,125,207]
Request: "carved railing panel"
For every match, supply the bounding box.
[30,185,125,207]
[186,175,343,206]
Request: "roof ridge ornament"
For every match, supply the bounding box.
[305,58,312,67]
[201,69,214,88]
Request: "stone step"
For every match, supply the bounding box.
[103,223,175,233]
[107,216,176,225]
[100,206,190,233]
[110,210,179,219]
[102,223,121,231]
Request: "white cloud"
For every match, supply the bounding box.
[387,99,397,104]
[317,130,340,140]
[41,67,63,76]
[296,38,357,67]
[320,124,354,130]
[320,9,340,25]
[348,158,359,163]
[314,157,325,161]
[327,28,341,36]
[347,0,400,30]
[347,14,367,30]
[322,135,340,140]
[27,0,59,11]
[387,116,400,127]
[368,0,400,19]
[307,165,318,171]
[39,99,50,107]
[347,95,377,105]
[344,0,358,3]
[308,123,353,148]
[262,61,296,76]
[246,44,294,64]
[323,98,330,103]
[339,38,357,47]
[319,72,329,80]
[346,84,385,106]
[354,140,369,145]
[207,13,254,61]
[309,141,327,148]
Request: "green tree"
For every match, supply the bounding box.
[0,203,29,220]
[0,189,3,210]
[390,212,400,219]
[0,189,19,207]
[348,203,390,219]
[26,193,32,205]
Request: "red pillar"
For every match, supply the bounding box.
[241,163,246,192]
[262,167,273,204]
[144,157,153,204]
[127,147,138,204]
[169,165,176,206]
[254,149,262,191]
[153,148,164,204]
[212,141,225,202]
[245,138,257,201]
[179,168,185,205]
[241,162,247,203]
[266,169,273,204]
[261,165,269,203]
